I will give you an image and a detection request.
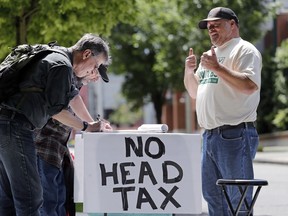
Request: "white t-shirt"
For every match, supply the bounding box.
[195,37,262,129]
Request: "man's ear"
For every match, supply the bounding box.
[82,49,92,60]
[230,19,237,28]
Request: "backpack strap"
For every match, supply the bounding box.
[20,87,43,93]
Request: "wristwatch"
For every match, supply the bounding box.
[82,121,89,131]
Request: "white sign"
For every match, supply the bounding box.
[74,134,84,203]
[74,132,202,214]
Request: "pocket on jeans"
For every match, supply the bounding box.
[220,128,243,141]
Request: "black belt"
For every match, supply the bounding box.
[208,122,255,132]
[0,107,34,129]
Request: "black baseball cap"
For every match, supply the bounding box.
[98,64,109,82]
[198,7,239,29]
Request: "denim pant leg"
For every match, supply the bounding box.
[37,157,66,216]
[0,119,43,216]
[202,126,259,216]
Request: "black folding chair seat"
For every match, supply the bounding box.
[216,179,268,216]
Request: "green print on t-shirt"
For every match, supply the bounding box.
[198,56,224,84]
[198,68,218,84]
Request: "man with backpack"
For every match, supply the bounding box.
[35,66,109,216]
[0,33,112,215]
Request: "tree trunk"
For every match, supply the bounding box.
[152,91,165,124]
[16,16,27,45]
[15,0,39,45]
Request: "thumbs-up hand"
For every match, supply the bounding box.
[185,48,197,72]
[200,46,219,71]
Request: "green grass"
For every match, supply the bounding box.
[76,203,83,212]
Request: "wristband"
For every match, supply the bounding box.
[82,121,89,131]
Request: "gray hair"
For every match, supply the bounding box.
[72,33,111,64]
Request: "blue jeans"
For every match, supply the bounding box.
[0,118,43,216]
[37,157,66,216]
[202,124,259,216]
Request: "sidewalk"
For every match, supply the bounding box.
[254,146,288,165]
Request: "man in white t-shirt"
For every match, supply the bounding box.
[184,7,262,216]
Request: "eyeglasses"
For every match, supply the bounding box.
[90,50,107,76]
[90,53,101,74]
[92,65,100,76]
[207,19,233,30]
[207,22,222,30]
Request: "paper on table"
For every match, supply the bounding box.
[137,124,169,133]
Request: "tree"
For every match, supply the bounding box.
[256,1,286,134]
[109,100,143,127]
[108,0,272,123]
[257,48,278,133]
[271,39,288,130]
[0,0,137,59]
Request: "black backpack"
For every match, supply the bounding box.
[0,42,67,103]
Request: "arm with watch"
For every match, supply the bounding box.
[52,95,113,132]
[81,115,112,132]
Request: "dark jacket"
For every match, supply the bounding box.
[2,47,78,128]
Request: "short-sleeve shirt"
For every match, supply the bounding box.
[195,38,262,129]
